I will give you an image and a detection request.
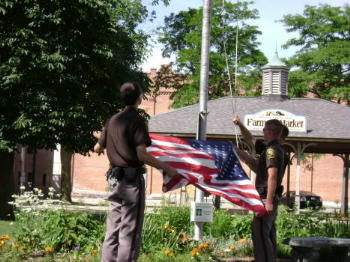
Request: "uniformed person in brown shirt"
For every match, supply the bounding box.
[94,82,179,262]
[253,119,286,262]
[232,116,289,174]
[233,118,288,262]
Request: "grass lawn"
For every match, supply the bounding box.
[0,220,15,236]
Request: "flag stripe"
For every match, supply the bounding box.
[148,144,211,157]
[151,139,194,150]
[170,170,260,199]
[148,149,213,160]
[155,158,218,171]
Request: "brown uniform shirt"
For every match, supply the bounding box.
[98,107,151,168]
[256,140,285,189]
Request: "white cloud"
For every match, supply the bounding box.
[141,47,175,72]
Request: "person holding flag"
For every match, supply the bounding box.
[94,82,179,262]
[233,117,288,262]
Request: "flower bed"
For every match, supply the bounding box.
[1,187,349,261]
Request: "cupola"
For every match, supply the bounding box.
[261,51,289,98]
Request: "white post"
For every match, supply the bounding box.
[20,146,26,192]
[194,0,211,241]
[295,143,301,214]
[52,144,62,192]
[285,142,316,214]
[341,154,349,215]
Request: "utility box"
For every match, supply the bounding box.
[190,202,213,222]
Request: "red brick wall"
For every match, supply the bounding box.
[72,153,110,193]
[283,154,346,202]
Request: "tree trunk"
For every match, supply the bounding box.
[60,147,73,203]
[0,151,15,220]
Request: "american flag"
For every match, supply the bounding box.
[147,134,267,217]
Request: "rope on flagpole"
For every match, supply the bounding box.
[222,0,241,147]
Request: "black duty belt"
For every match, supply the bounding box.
[106,166,145,183]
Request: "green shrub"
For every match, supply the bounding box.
[205,209,253,240]
[277,206,350,241]
[276,206,314,241]
[142,206,192,254]
[14,210,105,252]
[322,216,350,238]
[10,187,105,253]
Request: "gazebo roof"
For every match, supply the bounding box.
[149,96,350,154]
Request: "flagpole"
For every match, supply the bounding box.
[194,0,211,241]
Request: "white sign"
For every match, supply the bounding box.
[244,109,307,133]
[190,202,213,222]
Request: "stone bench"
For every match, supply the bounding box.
[288,237,350,262]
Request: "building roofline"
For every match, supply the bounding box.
[150,96,350,119]
[149,132,350,143]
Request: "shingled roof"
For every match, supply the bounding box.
[149,96,350,153]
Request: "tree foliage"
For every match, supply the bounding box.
[0,0,149,154]
[0,0,151,210]
[282,4,350,103]
[158,0,267,108]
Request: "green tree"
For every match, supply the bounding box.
[0,0,150,217]
[158,0,267,108]
[282,4,350,102]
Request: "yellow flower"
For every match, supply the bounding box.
[229,245,237,250]
[191,248,199,257]
[198,243,206,249]
[0,235,10,241]
[181,237,190,242]
[238,238,247,244]
[44,247,53,253]
[91,250,97,255]
[0,240,5,247]
[164,249,175,256]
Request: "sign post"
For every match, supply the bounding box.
[191,202,213,223]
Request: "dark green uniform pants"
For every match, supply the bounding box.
[252,199,278,262]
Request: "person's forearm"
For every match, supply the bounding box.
[266,168,277,204]
[137,148,171,172]
[235,148,258,173]
[237,123,255,148]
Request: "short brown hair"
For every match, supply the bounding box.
[265,119,283,136]
[120,82,142,106]
[281,125,289,139]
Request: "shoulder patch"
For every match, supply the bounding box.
[266,148,275,159]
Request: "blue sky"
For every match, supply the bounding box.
[140,0,348,71]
